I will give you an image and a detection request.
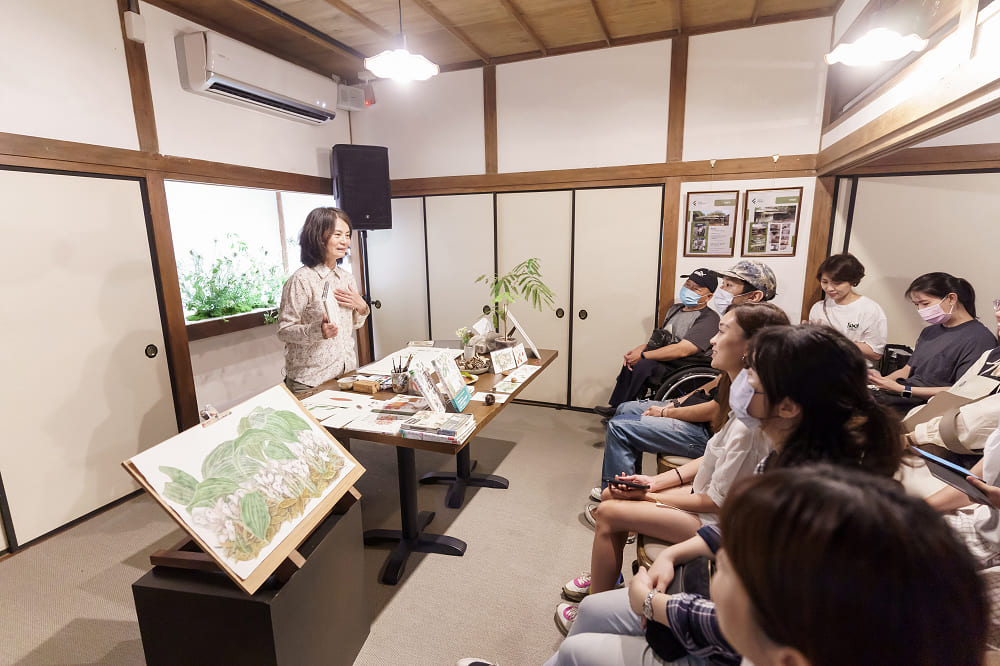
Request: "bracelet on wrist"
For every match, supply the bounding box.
[674,468,683,486]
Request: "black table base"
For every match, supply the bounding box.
[363,447,466,585]
[419,446,509,509]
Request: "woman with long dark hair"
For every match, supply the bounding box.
[277,207,369,393]
[869,271,996,413]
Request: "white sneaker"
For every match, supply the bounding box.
[456,660,496,666]
[589,486,603,502]
[562,571,592,602]
[555,602,578,636]
[584,502,599,528]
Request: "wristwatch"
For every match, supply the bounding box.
[642,589,657,620]
[640,351,646,360]
[901,384,912,398]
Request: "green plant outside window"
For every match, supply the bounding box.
[179,234,284,321]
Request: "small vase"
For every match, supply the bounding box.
[463,345,475,360]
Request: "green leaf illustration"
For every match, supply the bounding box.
[261,419,295,444]
[202,439,236,479]
[273,410,310,434]
[233,452,264,481]
[263,441,296,460]
[159,466,198,491]
[234,429,269,460]
[186,477,239,511]
[240,491,270,541]
[163,482,195,505]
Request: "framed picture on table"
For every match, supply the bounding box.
[683,191,739,257]
[741,187,802,257]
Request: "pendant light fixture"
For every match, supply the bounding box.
[364,0,439,81]
[825,1,927,67]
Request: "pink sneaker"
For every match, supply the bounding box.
[562,572,591,602]
[555,602,578,636]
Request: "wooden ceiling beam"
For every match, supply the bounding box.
[671,0,683,34]
[588,0,612,46]
[751,0,764,25]
[497,0,548,56]
[229,0,363,58]
[319,0,394,39]
[410,0,492,63]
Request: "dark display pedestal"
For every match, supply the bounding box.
[132,493,368,666]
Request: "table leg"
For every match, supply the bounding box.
[419,445,510,509]
[363,447,466,585]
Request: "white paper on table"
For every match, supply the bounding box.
[471,391,510,403]
[472,316,493,336]
[301,390,375,410]
[357,346,463,376]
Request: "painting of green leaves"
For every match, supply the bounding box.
[125,385,362,591]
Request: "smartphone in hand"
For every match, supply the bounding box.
[612,477,650,490]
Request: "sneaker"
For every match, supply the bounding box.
[593,405,615,418]
[456,660,496,666]
[562,571,625,601]
[584,502,599,528]
[589,487,603,502]
[627,531,637,545]
[555,602,578,636]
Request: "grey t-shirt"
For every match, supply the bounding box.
[908,319,998,387]
[646,304,720,357]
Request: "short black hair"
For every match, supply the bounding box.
[906,272,978,318]
[816,253,865,286]
[298,207,352,267]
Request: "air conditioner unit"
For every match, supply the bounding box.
[176,31,337,124]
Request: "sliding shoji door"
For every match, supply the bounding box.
[0,169,177,547]
[496,191,573,404]
[424,194,496,340]
[570,186,664,409]
[366,197,430,358]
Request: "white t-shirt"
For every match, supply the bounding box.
[692,414,772,526]
[808,294,888,356]
[974,423,1000,549]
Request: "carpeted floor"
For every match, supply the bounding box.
[0,404,629,665]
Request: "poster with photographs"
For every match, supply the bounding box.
[741,187,802,257]
[683,191,739,257]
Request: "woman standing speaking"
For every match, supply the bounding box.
[277,207,369,394]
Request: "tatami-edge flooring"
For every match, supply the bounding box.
[0,404,628,665]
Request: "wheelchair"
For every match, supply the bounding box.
[649,362,720,402]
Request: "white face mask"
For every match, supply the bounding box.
[729,369,761,429]
[709,288,735,315]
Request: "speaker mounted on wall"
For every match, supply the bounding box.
[330,144,392,230]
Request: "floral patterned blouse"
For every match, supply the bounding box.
[277,263,368,387]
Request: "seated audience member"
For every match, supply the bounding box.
[553,324,908,653]
[906,302,1000,458]
[594,269,719,417]
[557,304,790,633]
[806,252,887,363]
[869,272,997,414]
[706,259,777,315]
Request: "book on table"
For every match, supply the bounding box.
[400,410,477,444]
[400,419,476,444]
[372,395,430,416]
[431,351,472,412]
[407,361,447,413]
[346,411,409,435]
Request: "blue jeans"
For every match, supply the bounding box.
[601,400,711,488]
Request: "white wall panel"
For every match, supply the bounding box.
[141,2,350,177]
[675,177,817,324]
[425,194,496,339]
[684,19,829,162]
[849,174,1000,347]
[190,326,286,412]
[913,113,1000,147]
[367,198,430,357]
[0,170,176,545]
[497,42,670,173]
[350,70,486,180]
[0,0,138,150]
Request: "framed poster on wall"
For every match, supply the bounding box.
[683,190,739,257]
[741,187,802,257]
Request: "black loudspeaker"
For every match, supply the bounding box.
[330,144,391,230]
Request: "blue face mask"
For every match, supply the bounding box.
[679,286,704,307]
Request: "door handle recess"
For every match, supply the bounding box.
[372,299,382,310]
[483,305,492,314]
[578,310,588,320]
[555,308,565,318]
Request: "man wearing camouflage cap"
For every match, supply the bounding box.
[707,259,778,316]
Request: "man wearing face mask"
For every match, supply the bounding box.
[594,269,719,418]
[707,259,778,315]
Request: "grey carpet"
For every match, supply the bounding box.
[0,404,632,665]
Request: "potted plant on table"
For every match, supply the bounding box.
[476,257,555,347]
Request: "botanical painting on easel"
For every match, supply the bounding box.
[124,384,363,592]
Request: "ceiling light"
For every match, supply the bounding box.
[363,0,438,82]
[825,27,927,66]
[364,37,439,81]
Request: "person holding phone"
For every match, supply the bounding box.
[555,304,789,633]
[277,207,369,394]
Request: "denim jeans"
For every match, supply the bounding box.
[601,400,712,488]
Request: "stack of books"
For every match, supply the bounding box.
[399,410,477,444]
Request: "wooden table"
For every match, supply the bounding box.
[311,349,557,585]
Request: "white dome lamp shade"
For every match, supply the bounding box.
[826,27,928,66]
[363,0,439,82]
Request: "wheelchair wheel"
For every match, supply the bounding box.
[653,366,719,402]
